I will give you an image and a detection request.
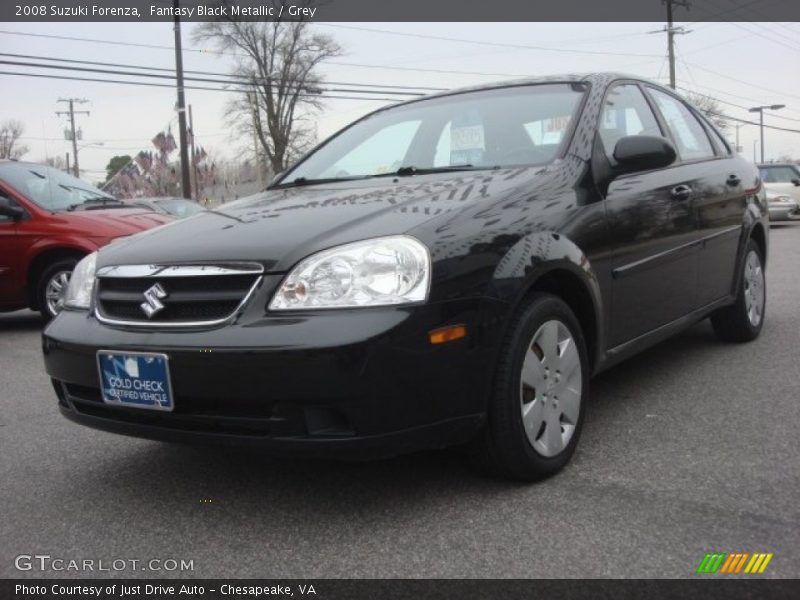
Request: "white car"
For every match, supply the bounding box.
[766,190,800,221]
[759,163,800,203]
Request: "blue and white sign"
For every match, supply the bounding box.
[97,351,174,411]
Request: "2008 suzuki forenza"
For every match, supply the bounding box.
[43,74,768,481]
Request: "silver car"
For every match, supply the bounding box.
[767,190,800,222]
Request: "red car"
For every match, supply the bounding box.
[0,160,172,319]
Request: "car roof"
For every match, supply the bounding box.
[371,72,666,113]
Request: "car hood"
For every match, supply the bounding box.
[97,168,547,271]
[55,208,172,237]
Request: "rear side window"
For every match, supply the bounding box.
[598,84,662,160]
[648,88,715,161]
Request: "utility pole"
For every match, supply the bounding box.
[188,104,198,200]
[660,1,691,89]
[173,0,192,199]
[56,98,89,177]
[749,104,786,163]
[65,152,70,174]
[734,124,743,153]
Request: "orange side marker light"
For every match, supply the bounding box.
[429,324,467,345]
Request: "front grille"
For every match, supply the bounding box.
[94,264,262,326]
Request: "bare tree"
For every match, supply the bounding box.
[42,155,67,171]
[686,92,729,131]
[193,13,342,175]
[0,120,29,159]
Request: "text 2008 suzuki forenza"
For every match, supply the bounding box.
[43,74,768,480]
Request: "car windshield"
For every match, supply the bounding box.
[282,83,587,185]
[155,198,205,218]
[0,162,116,211]
[759,165,800,183]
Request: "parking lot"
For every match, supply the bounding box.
[1,223,799,579]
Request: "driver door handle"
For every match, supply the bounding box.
[670,184,693,201]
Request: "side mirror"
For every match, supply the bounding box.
[0,196,24,220]
[791,178,800,187]
[613,135,677,173]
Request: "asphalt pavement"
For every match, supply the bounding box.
[2,223,799,579]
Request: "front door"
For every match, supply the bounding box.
[597,83,699,347]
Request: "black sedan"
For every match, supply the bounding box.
[42,73,768,481]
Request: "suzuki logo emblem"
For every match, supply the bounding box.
[140,283,168,318]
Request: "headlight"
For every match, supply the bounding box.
[64,252,97,310]
[270,236,430,310]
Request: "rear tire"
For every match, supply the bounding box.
[37,259,78,321]
[470,293,589,482]
[710,239,765,343]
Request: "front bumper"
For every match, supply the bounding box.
[43,298,506,458]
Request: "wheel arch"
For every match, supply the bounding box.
[26,247,88,309]
[490,231,605,372]
[749,221,767,267]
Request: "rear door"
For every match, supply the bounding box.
[600,83,699,346]
[645,87,744,306]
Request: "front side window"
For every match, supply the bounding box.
[0,163,115,211]
[284,83,587,183]
[759,165,800,183]
[598,84,663,160]
[648,88,715,161]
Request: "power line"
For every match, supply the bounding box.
[0,53,448,93]
[0,29,533,79]
[0,59,426,99]
[676,85,800,123]
[681,59,800,103]
[693,0,800,53]
[315,23,661,57]
[0,70,405,103]
[705,111,800,135]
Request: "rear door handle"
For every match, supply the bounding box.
[726,174,741,187]
[671,184,693,201]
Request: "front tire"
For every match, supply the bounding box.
[710,239,765,343]
[472,293,589,481]
[37,259,78,321]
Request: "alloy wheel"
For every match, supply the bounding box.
[45,270,71,317]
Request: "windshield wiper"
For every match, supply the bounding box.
[278,165,496,188]
[66,197,126,211]
[389,164,504,178]
[278,175,373,188]
[394,164,475,176]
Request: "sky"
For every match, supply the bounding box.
[2,19,800,183]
